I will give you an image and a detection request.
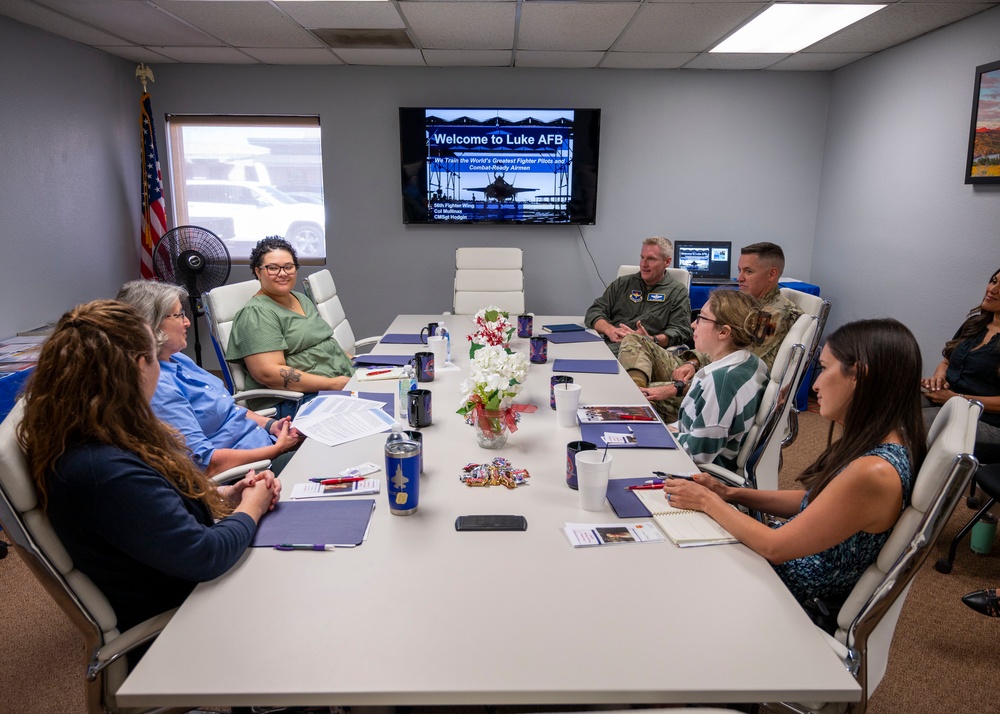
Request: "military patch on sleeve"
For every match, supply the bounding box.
[629,290,643,303]
[647,293,665,302]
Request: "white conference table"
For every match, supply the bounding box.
[118,315,860,709]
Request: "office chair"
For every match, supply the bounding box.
[766,396,981,714]
[0,402,186,714]
[934,461,998,574]
[202,280,302,412]
[302,269,378,356]
[778,287,831,447]
[698,311,818,494]
[453,247,525,315]
[616,264,693,291]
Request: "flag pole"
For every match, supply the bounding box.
[137,64,165,280]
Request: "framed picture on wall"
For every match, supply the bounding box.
[965,59,1000,184]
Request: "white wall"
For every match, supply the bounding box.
[0,17,136,337]
[814,6,1000,371]
[150,65,831,342]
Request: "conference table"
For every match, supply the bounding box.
[117,315,859,710]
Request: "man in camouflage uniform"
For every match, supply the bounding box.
[618,242,803,422]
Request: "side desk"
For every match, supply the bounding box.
[118,315,858,710]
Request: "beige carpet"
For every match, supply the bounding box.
[0,409,997,714]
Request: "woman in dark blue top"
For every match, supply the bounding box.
[17,300,280,632]
[922,266,1000,458]
[662,319,926,620]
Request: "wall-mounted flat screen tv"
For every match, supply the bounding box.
[400,108,601,225]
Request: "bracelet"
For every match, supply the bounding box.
[264,418,276,433]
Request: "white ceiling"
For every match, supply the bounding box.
[0,0,995,71]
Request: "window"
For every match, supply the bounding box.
[166,116,326,262]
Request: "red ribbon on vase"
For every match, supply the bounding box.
[472,402,538,435]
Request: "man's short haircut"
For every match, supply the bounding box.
[642,236,672,262]
[741,241,785,273]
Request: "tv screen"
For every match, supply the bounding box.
[400,108,601,225]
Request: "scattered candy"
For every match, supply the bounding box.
[460,459,531,489]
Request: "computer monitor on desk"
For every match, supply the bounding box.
[674,240,733,285]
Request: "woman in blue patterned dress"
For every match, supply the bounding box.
[663,318,927,619]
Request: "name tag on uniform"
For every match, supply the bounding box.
[647,293,665,302]
[629,290,642,303]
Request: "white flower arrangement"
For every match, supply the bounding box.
[457,345,529,415]
[467,306,515,348]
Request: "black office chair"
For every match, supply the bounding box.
[967,442,1000,508]
[935,462,1000,574]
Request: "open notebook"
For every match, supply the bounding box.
[633,489,738,548]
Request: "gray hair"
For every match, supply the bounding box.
[115,280,187,352]
[642,236,673,262]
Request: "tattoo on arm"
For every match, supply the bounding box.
[279,367,302,389]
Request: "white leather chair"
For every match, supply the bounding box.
[767,396,982,714]
[302,269,378,356]
[617,263,692,291]
[699,311,819,493]
[779,287,831,448]
[0,402,184,714]
[202,280,302,412]
[453,247,525,314]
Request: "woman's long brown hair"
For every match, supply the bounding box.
[943,267,1000,378]
[797,318,927,501]
[17,300,228,518]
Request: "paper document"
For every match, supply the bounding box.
[290,479,381,499]
[293,394,396,447]
[563,521,666,547]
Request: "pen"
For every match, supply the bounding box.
[653,471,695,481]
[366,369,392,376]
[619,414,654,421]
[273,544,336,551]
[627,484,665,491]
[309,476,366,485]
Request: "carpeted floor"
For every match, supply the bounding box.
[0,409,997,714]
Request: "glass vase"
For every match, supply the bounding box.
[475,409,510,449]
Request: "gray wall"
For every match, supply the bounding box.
[0,18,135,338]
[149,65,830,345]
[812,5,1000,371]
[2,7,998,373]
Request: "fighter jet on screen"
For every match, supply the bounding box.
[465,172,538,203]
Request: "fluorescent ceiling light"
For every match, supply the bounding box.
[711,3,885,53]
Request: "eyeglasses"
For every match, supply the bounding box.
[166,310,187,321]
[694,314,721,327]
[261,263,297,276]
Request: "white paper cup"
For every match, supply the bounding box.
[554,382,582,427]
[427,335,447,367]
[575,450,612,511]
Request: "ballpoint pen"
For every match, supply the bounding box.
[273,544,336,551]
[626,483,665,491]
[366,369,392,376]
[619,414,654,421]
[309,476,367,485]
[653,471,695,481]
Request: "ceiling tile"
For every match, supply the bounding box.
[240,47,345,64]
[518,3,639,51]
[685,52,789,69]
[334,47,426,65]
[155,0,323,48]
[402,2,515,49]
[601,51,698,68]
[276,0,407,30]
[150,46,260,63]
[31,0,224,45]
[767,51,872,71]
[424,49,513,65]
[808,3,994,53]
[515,49,605,66]
[615,3,764,53]
[0,0,131,45]
[94,44,179,63]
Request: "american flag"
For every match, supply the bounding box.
[140,92,166,279]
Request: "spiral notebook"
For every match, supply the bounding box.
[633,489,738,548]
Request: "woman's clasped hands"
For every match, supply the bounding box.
[221,469,282,516]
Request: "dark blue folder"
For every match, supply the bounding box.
[353,354,413,367]
[580,422,676,449]
[606,478,654,518]
[544,331,603,344]
[380,334,426,344]
[552,359,619,374]
[252,499,376,547]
